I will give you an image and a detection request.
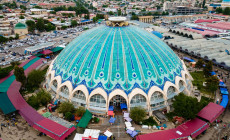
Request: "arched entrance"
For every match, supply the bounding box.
[109,95,127,113]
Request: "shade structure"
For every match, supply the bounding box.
[211,71,216,76]
[177,118,209,138]
[77,109,92,128]
[40,50,53,55]
[108,106,114,111]
[74,133,83,140]
[51,47,64,53]
[109,117,116,123]
[220,95,228,108]
[183,57,195,62]
[42,112,52,118]
[120,103,127,110]
[108,111,114,116]
[98,135,107,140]
[83,129,100,139]
[220,87,229,95]
[34,53,44,57]
[197,102,224,123]
[0,92,16,114]
[219,82,227,87]
[136,128,188,140]
[152,31,163,39]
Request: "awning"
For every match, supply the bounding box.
[183,57,195,62]
[108,106,114,111]
[34,53,44,57]
[120,103,127,110]
[77,109,92,128]
[82,129,100,139]
[211,71,216,76]
[40,50,53,55]
[219,82,227,87]
[0,92,16,114]
[220,95,228,108]
[51,47,63,53]
[98,135,107,140]
[220,87,229,95]
[109,117,116,123]
[108,111,114,116]
[197,102,224,123]
[42,112,52,118]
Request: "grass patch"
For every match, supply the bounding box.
[190,71,212,96]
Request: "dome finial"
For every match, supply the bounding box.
[106,17,129,27]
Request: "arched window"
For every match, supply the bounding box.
[150,92,165,110]
[90,94,106,104]
[73,90,86,100]
[130,94,147,108]
[53,80,57,88]
[179,80,185,92]
[59,85,69,100]
[89,94,106,111]
[72,90,86,107]
[61,85,69,95]
[167,86,176,99]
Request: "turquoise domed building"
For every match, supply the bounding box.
[46,17,193,115]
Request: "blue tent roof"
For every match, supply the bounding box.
[152,31,163,39]
[120,103,127,110]
[220,95,228,108]
[183,57,195,62]
[220,87,229,95]
[211,71,216,76]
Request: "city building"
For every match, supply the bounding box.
[0,20,13,36]
[138,16,154,23]
[176,6,203,15]
[45,17,193,116]
[163,1,190,11]
[30,9,47,15]
[38,2,76,9]
[14,22,28,39]
[162,14,207,24]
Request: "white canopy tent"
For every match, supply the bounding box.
[83,129,100,139]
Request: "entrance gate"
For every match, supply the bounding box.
[109,95,126,107]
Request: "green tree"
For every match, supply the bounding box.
[195,59,204,69]
[33,5,42,9]
[27,95,40,109]
[131,15,139,20]
[93,17,98,23]
[203,61,213,77]
[172,93,202,120]
[45,23,55,32]
[15,33,19,39]
[14,65,26,88]
[36,18,45,32]
[58,101,76,114]
[205,76,219,97]
[61,20,65,23]
[19,15,25,19]
[65,112,73,120]
[0,36,8,43]
[216,7,222,13]
[75,106,86,117]
[20,5,27,10]
[26,20,36,33]
[202,0,206,8]
[84,14,90,19]
[223,7,230,15]
[36,89,51,106]
[130,106,146,124]
[27,70,44,90]
[118,9,122,16]
[10,61,20,67]
[71,20,78,27]
[0,66,14,79]
[61,26,68,30]
[108,11,114,15]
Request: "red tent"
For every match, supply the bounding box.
[33,118,76,140]
[40,50,53,55]
[176,118,209,138]
[197,102,224,123]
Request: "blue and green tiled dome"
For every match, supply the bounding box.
[51,25,184,94]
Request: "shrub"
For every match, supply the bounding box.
[58,101,75,115]
[75,106,86,117]
[130,107,147,124]
[65,112,72,120]
[142,116,158,126]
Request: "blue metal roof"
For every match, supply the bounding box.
[52,25,183,94]
[223,0,230,2]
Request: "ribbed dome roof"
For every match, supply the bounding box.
[15,22,27,29]
[52,25,183,94]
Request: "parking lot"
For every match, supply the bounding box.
[0,23,98,67]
